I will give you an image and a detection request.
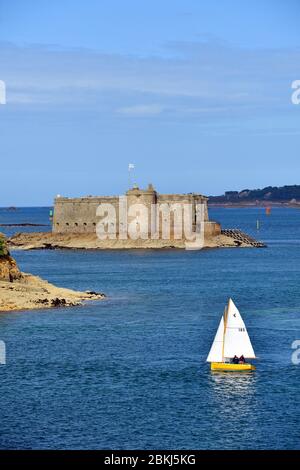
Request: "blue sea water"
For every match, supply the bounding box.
[0,207,299,449]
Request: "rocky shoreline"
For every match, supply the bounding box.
[0,274,105,312]
[0,233,105,312]
[7,231,256,250]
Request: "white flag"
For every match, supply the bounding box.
[128,163,135,170]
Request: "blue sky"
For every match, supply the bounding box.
[0,0,300,205]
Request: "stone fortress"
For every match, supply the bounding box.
[8,184,265,250]
[52,184,221,240]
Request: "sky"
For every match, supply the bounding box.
[0,0,300,205]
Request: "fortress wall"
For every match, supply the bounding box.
[204,221,222,237]
[158,194,209,221]
[53,197,119,233]
[52,188,216,239]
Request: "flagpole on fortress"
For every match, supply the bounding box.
[128,163,135,188]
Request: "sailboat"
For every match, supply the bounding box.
[207,298,256,371]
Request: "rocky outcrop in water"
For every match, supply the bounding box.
[0,233,105,312]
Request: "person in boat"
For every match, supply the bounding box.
[232,355,239,364]
[239,355,245,364]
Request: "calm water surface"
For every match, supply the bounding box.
[0,207,299,449]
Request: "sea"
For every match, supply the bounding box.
[0,206,299,449]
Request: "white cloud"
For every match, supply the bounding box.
[8,92,40,104]
[1,40,300,131]
[116,104,164,116]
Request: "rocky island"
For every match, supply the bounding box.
[8,230,265,250]
[7,184,266,250]
[0,233,105,312]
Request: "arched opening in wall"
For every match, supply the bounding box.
[83,223,87,226]
[74,223,78,226]
[66,223,69,226]
[56,223,59,226]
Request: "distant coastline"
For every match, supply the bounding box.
[209,184,300,208]
[208,202,300,208]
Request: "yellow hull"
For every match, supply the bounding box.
[211,362,255,371]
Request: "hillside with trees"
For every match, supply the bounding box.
[209,185,300,205]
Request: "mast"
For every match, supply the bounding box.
[221,302,229,362]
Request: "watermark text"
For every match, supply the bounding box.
[291,80,300,105]
[0,80,6,105]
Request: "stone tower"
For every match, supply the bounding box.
[125,184,157,238]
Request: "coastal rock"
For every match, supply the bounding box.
[0,255,23,282]
[0,233,23,281]
[0,233,106,312]
[0,273,106,312]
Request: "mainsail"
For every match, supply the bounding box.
[206,298,256,363]
[206,315,224,363]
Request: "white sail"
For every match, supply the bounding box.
[223,299,256,359]
[206,315,224,362]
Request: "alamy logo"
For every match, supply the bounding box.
[96,197,206,250]
[291,340,300,365]
[0,80,6,105]
[0,340,6,365]
[291,80,300,105]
